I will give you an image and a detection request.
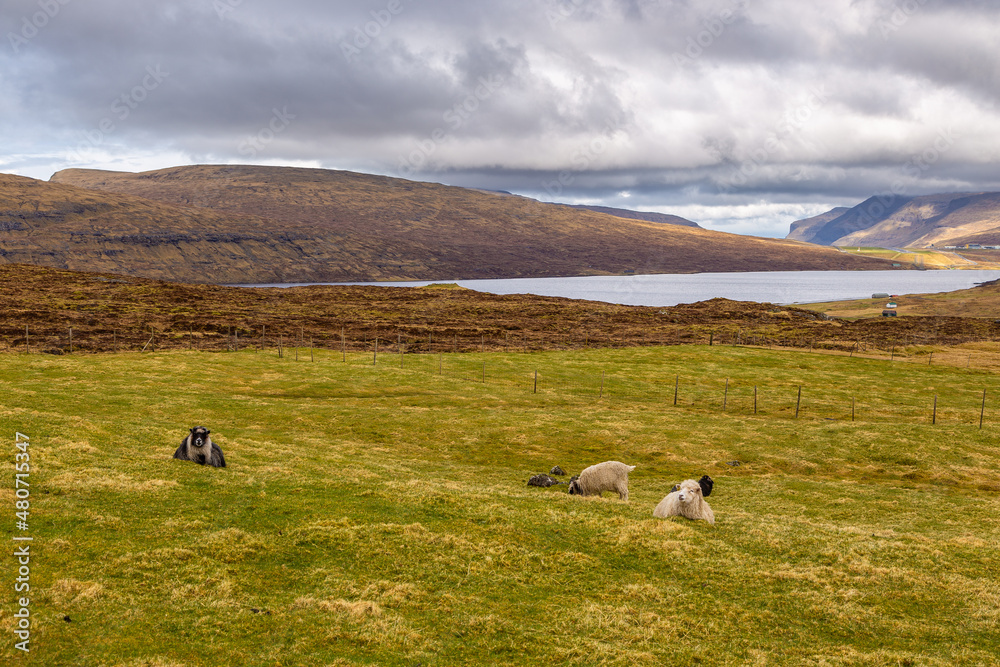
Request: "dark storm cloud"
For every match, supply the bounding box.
[1,0,998,237]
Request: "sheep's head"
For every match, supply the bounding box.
[190,426,210,448]
[676,479,702,504]
[567,476,581,495]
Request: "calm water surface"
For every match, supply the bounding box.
[241,270,1000,308]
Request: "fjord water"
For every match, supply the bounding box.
[242,270,1000,307]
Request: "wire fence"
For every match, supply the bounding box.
[7,322,1000,427]
[5,321,999,358]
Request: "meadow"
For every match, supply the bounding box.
[1,344,999,666]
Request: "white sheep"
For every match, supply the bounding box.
[653,479,714,524]
[568,461,635,501]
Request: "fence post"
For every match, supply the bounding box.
[981,389,986,429]
[723,378,729,411]
[374,338,378,365]
[932,395,937,425]
[754,385,758,414]
[795,386,802,418]
[852,396,855,422]
[534,370,538,394]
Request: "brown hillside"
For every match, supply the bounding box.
[0,173,343,283]
[48,165,899,282]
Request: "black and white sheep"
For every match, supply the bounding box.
[653,478,714,524]
[567,461,635,501]
[173,426,226,468]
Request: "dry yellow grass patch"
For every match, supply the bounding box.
[47,578,105,605]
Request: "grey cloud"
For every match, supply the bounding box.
[1,0,998,237]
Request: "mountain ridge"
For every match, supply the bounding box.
[787,192,1000,247]
[0,163,902,283]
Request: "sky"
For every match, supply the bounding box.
[2,0,999,237]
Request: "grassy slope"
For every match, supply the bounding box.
[47,165,899,281]
[803,277,1000,319]
[1,346,999,666]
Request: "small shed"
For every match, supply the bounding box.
[881,309,897,317]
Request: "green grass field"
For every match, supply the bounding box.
[2,346,999,666]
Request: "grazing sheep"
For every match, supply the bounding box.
[654,479,714,524]
[567,461,635,501]
[173,426,226,468]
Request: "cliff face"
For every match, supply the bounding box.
[0,165,899,285]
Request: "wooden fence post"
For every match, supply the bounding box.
[795,386,802,418]
[932,395,937,425]
[534,370,538,394]
[754,385,758,415]
[723,378,729,411]
[980,390,986,429]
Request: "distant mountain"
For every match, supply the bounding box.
[786,193,1000,247]
[786,207,851,243]
[560,204,701,228]
[7,164,900,283]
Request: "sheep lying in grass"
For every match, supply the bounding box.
[568,461,635,501]
[654,479,714,524]
[669,475,713,498]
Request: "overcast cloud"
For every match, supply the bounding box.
[2,0,998,236]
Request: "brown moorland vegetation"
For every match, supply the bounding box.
[2,263,998,357]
